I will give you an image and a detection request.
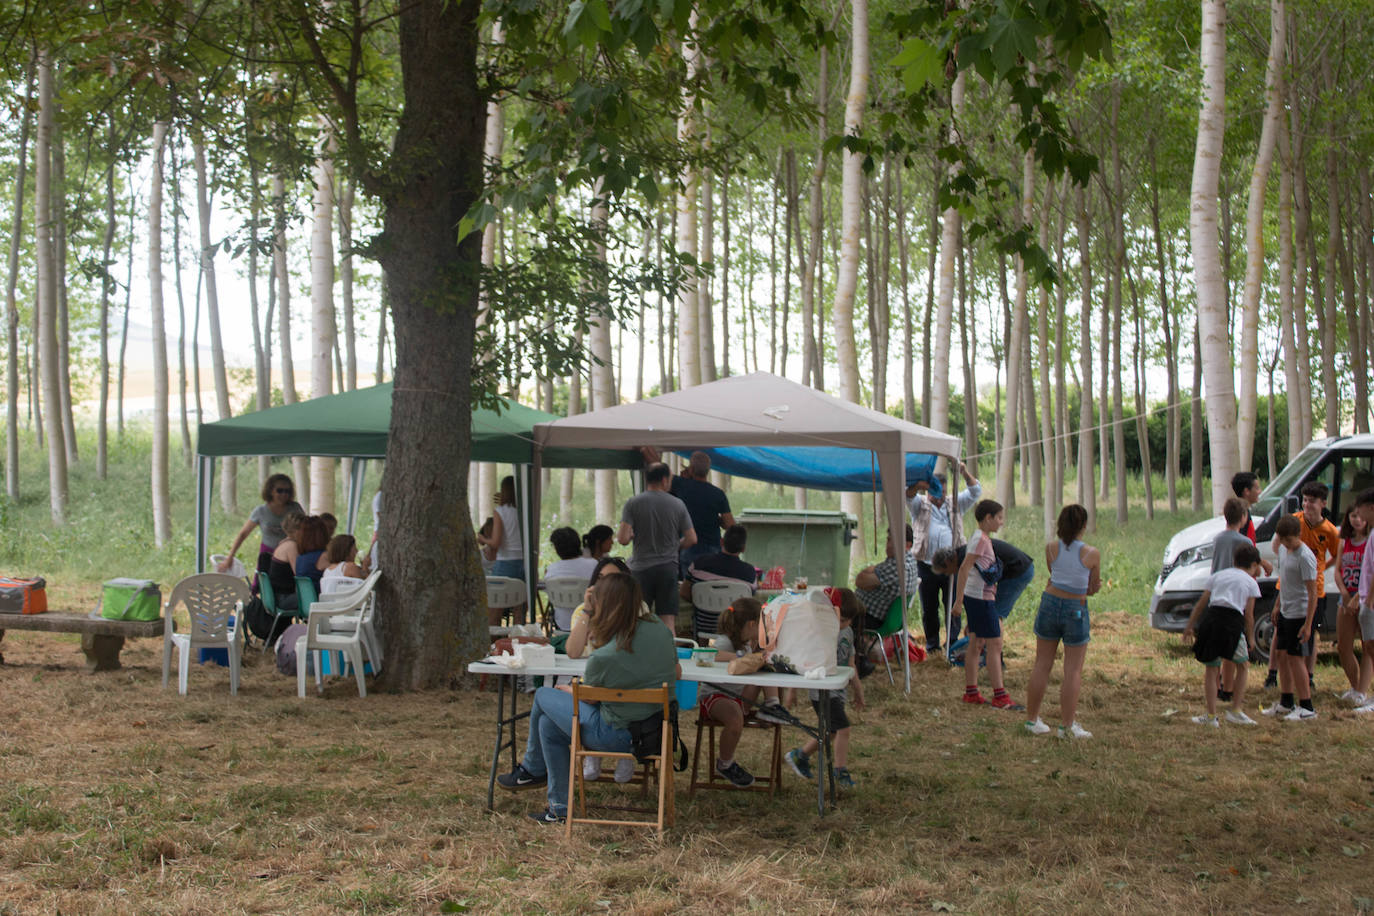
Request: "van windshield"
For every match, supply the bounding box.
[1252,446,1325,517]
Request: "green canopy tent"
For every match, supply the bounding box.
[194,384,642,593]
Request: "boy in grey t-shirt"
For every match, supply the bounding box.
[1264,515,1320,720]
[1211,497,1254,573]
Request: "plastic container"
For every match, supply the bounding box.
[736,508,859,590]
[674,648,698,710]
[692,646,718,667]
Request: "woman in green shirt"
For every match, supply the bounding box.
[496,573,678,824]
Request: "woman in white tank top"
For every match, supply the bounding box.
[1025,504,1101,740]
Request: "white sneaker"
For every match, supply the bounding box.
[1190,714,1220,728]
[1224,710,1258,725]
[1024,718,1051,736]
[1283,706,1318,721]
[583,757,603,781]
[1261,702,1294,717]
[1355,701,1374,714]
[1340,688,1366,704]
[614,757,637,783]
[1059,721,1094,739]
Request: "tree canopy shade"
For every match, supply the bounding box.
[195,383,641,470]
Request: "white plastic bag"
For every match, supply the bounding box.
[760,587,839,676]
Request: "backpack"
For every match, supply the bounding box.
[240,596,281,642]
[626,700,690,773]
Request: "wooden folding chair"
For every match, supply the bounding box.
[689,708,784,797]
[566,680,675,837]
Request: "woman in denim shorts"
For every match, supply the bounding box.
[1024,505,1101,739]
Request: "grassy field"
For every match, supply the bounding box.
[10,433,1374,913]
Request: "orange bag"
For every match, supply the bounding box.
[0,576,47,615]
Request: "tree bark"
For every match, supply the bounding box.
[589,184,617,525]
[1075,183,1095,529]
[1149,145,1179,512]
[35,50,67,524]
[799,36,830,390]
[995,149,1033,507]
[1192,0,1240,511]
[1110,94,1127,525]
[171,144,193,465]
[340,175,357,392]
[5,60,32,502]
[195,141,237,508]
[1235,0,1285,468]
[675,10,702,390]
[51,100,77,468]
[310,128,338,514]
[931,69,966,442]
[148,119,171,544]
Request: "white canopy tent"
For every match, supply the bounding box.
[530,372,962,691]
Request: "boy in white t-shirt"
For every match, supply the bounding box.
[1264,515,1321,720]
[1184,542,1263,726]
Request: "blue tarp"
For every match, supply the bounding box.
[677,446,939,492]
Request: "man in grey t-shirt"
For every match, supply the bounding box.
[618,462,696,633]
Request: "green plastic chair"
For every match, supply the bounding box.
[256,572,296,652]
[295,576,320,620]
[870,594,913,685]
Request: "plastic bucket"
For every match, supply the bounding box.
[675,648,698,710]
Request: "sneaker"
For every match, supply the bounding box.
[754,701,791,725]
[1025,718,1051,736]
[496,763,546,791]
[1060,721,1094,739]
[833,767,857,789]
[1283,706,1318,721]
[962,691,987,705]
[582,757,603,781]
[784,748,814,780]
[1190,715,1220,728]
[1340,689,1367,705]
[1261,702,1294,717]
[527,807,566,825]
[1224,710,1258,725]
[1355,701,1374,714]
[1263,671,1278,690]
[716,759,755,788]
[990,694,1025,711]
[614,758,637,783]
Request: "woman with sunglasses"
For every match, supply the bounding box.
[219,474,305,576]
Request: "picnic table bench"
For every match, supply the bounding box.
[0,611,164,672]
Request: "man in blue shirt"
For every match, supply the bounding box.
[907,461,982,655]
[670,451,734,577]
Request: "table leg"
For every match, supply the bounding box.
[814,691,831,816]
[485,675,532,811]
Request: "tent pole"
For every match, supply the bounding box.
[877,445,912,694]
[516,464,536,627]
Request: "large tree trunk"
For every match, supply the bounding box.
[834,0,868,567]
[372,0,487,689]
[930,69,966,441]
[195,141,237,509]
[148,120,171,544]
[310,129,338,514]
[5,61,32,502]
[1192,0,1239,511]
[35,51,67,525]
[1235,0,1286,469]
[589,185,617,525]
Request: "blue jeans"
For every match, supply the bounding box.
[994,563,1036,619]
[519,686,633,815]
[1034,592,1091,646]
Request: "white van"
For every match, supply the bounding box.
[1150,435,1374,659]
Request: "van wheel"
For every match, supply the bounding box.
[1251,604,1275,666]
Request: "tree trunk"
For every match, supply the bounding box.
[931,69,966,441]
[51,93,77,468]
[589,185,617,525]
[1037,177,1057,537]
[896,164,914,422]
[340,175,357,392]
[698,163,716,382]
[5,60,32,502]
[675,10,702,390]
[310,129,338,514]
[171,143,193,466]
[1235,0,1286,469]
[371,0,488,689]
[1191,319,1205,511]
[996,149,1033,507]
[799,36,830,390]
[248,130,271,484]
[1075,183,1095,530]
[194,141,237,508]
[923,152,939,427]
[35,51,67,525]
[1149,146,1179,511]
[1127,261,1154,518]
[148,119,171,544]
[118,184,134,437]
[1290,85,1315,446]
[1276,87,1303,457]
[959,226,977,465]
[1192,0,1239,511]
[1110,95,1128,525]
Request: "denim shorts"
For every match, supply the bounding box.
[964,597,1001,639]
[1034,592,1090,647]
[490,559,525,581]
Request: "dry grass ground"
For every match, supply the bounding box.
[4,607,1374,915]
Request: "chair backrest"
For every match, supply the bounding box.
[320,575,365,596]
[302,569,382,644]
[691,579,755,641]
[543,576,587,611]
[295,576,320,616]
[257,571,279,614]
[167,573,252,647]
[873,594,911,638]
[486,576,527,608]
[571,680,673,720]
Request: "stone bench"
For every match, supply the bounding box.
[0,611,164,672]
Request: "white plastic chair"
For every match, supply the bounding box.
[317,575,384,676]
[543,576,589,632]
[690,579,755,642]
[161,573,252,696]
[296,570,383,698]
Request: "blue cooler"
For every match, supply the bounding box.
[675,648,698,710]
[197,616,235,666]
[319,651,373,676]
